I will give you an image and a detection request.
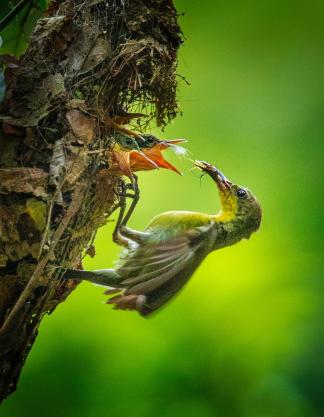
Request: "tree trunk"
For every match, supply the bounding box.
[0,0,181,402]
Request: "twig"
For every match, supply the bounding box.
[37,175,69,260]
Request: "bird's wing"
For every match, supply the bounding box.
[107,222,217,315]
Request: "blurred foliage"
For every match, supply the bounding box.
[0,35,5,102]
[0,0,47,100]
[0,0,47,57]
[1,0,324,416]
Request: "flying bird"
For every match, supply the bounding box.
[62,161,262,316]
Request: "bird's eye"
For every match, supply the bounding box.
[126,139,133,145]
[236,188,247,199]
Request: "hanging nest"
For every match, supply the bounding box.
[63,0,183,128]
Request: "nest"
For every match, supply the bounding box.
[0,0,184,400]
[67,0,183,129]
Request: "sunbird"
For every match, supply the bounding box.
[130,134,187,175]
[109,133,186,178]
[63,161,262,316]
[109,133,186,241]
[109,133,158,178]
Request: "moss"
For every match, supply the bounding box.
[26,198,47,233]
[0,254,8,267]
[17,261,36,279]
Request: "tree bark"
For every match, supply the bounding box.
[0,0,181,401]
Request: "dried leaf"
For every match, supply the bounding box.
[67,99,87,111]
[65,147,88,187]
[0,168,48,197]
[66,109,96,144]
[86,245,96,258]
[0,206,20,242]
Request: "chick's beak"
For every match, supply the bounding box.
[194,160,232,191]
[133,150,159,169]
[150,154,182,175]
[158,138,187,150]
[148,138,187,175]
[111,148,158,179]
[131,145,183,175]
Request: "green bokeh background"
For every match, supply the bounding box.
[2,1,324,416]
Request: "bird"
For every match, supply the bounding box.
[109,132,158,179]
[62,161,262,316]
[130,134,187,175]
[109,133,186,178]
[108,133,187,244]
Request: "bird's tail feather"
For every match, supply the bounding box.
[62,269,120,287]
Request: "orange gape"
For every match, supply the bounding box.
[108,134,186,178]
[109,148,143,178]
[107,134,158,179]
[103,114,186,176]
[130,138,187,175]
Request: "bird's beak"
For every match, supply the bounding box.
[158,138,187,150]
[133,150,159,169]
[130,145,183,175]
[148,139,187,175]
[194,160,232,191]
[152,139,187,175]
[194,161,238,214]
[150,155,182,175]
[111,148,158,178]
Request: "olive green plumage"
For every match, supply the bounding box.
[114,132,141,151]
[63,161,261,316]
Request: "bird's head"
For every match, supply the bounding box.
[111,134,158,178]
[131,134,187,175]
[140,134,186,150]
[115,133,141,152]
[195,160,262,238]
